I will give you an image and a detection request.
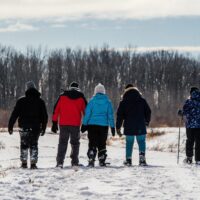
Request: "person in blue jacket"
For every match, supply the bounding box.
[81,83,115,167]
[178,87,200,164]
[116,84,151,166]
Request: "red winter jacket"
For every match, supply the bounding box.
[52,89,87,126]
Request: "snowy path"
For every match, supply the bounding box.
[0,132,200,200]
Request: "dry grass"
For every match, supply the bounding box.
[0,109,9,128]
[106,129,167,146]
[106,136,125,146]
[147,129,165,140]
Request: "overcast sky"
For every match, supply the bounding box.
[0,0,200,55]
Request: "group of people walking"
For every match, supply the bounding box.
[7,80,200,169]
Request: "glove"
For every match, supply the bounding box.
[8,127,13,135]
[117,129,122,137]
[40,124,46,136]
[81,125,88,133]
[111,127,115,137]
[145,122,149,126]
[178,109,183,117]
[51,121,58,133]
[40,129,45,136]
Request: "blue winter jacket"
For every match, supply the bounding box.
[183,90,200,128]
[82,93,115,128]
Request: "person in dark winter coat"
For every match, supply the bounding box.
[178,87,200,164]
[8,81,48,169]
[116,84,151,166]
[81,83,115,167]
[52,82,87,168]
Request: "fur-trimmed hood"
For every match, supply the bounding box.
[122,87,142,101]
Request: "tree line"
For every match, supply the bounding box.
[0,44,199,127]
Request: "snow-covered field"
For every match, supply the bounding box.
[0,128,200,200]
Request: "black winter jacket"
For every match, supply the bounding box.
[8,88,48,131]
[116,87,151,135]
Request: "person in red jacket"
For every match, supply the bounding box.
[52,82,87,168]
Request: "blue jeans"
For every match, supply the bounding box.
[126,135,146,159]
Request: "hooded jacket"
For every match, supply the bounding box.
[8,88,48,131]
[116,87,151,135]
[183,90,200,128]
[52,89,87,126]
[82,93,115,128]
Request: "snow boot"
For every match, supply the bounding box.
[183,157,192,164]
[196,161,200,165]
[21,162,28,169]
[88,159,95,167]
[123,158,132,166]
[99,160,106,167]
[30,163,38,169]
[87,149,96,167]
[139,152,147,166]
[98,150,107,167]
[56,163,63,169]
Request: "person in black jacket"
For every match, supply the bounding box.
[8,81,48,169]
[116,84,151,166]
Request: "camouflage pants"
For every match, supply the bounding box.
[19,128,40,164]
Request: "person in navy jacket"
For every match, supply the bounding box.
[116,84,151,166]
[81,83,115,167]
[178,87,200,164]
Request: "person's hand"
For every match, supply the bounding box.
[178,109,183,117]
[8,127,13,135]
[51,121,58,133]
[81,125,88,133]
[117,129,122,137]
[40,124,46,136]
[145,122,149,126]
[40,129,45,136]
[111,127,115,137]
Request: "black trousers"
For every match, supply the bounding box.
[186,128,200,161]
[87,125,108,161]
[19,128,40,164]
[56,126,80,165]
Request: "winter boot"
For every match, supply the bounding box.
[98,150,107,167]
[88,159,95,167]
[56,163,63,168]
[21,162,28,169]
[139,152,147,166]
[183,157,192,164]
[30,163,38,169]
[87,149,96,167]
[123,158,132,166]
[196,161,200,165]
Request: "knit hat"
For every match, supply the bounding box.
[26,81,36,90]
[94,83,106,95]
[190,87,199,94]
[69,81,80,90]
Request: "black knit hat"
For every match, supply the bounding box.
[125,84,133,89]
[190,87,199,94]
[70,81,79,88]
[26,81,36,90]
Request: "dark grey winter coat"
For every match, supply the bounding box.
[116,87,151,135]
[8,88,48,132]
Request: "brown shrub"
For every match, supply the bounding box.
[0,109,10,128]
